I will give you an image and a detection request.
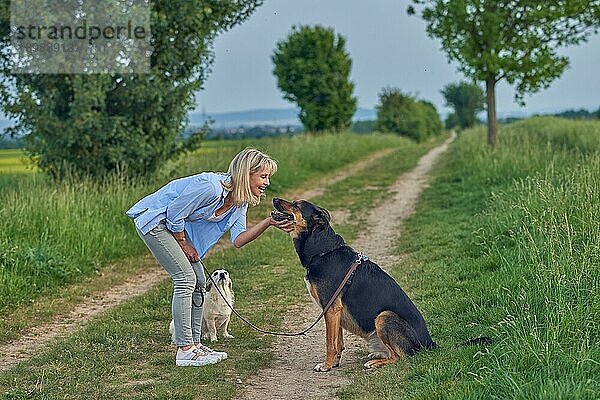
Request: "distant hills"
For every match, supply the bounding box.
[1,108,376,132]
[184,106,571,129]
[188,107,377,129]
[1,106,596,134]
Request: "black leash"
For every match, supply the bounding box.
[192,287,204,308]
[202,253,368,337]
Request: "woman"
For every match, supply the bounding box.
[126,148,292,367]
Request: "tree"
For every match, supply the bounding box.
[441,81,485,129]
[351,120,376,134]
[444,112,460,130]
[419,100,443,137]
[375,87,441,142]
[408,1,600,146]
[272,25,356,133]
[0,0,262,178]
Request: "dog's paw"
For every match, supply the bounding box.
[223,332,234,339]
[209,336,218,342]
[367,352,386,359]
[364,359,387,369]
[313,363,331,372]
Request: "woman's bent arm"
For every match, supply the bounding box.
[233,218,271,248]
[233,217,292,248]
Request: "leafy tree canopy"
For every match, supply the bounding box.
[272,25,356,133]
[408,0,600,145]
[0,0,262,179]
[441,81,485,129]
[375,87,442,141]
[444,111,461,130]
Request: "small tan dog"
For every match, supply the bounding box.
[202,269,235,342]
[169,269,235,343]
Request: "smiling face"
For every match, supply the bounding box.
[226,148,277,207]
[249,166,271,198]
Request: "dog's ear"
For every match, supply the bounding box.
[312,207,331,230]
[317,207,331,223]
[205,282,212,292]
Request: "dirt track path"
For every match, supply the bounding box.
[237,133,455,400]
[0,148,396,372]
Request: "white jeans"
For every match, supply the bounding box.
[137,222,206,347]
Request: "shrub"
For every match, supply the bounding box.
[375,87,441,141]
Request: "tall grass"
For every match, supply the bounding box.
[341,116,600,399]
[0,173,151,309]
[473,119,600,398]
[0,133,406,312]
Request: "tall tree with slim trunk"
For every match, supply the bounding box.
[408,1,600,146]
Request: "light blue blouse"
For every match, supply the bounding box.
[126,172,247,259]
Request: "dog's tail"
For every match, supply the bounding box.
[462,336,494,346]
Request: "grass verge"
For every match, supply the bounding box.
[340,117,600,399]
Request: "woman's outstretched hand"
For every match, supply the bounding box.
[270,217,294,232]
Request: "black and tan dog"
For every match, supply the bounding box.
[272,197,437,371]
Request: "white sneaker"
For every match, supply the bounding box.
[175,347,221,367]
[195,343,228,361]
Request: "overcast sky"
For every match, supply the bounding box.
[194,0,600,116]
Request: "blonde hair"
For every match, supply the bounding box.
[223,148,278,206]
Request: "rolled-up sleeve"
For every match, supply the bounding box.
[165,178,218,232]
[229,206,247,244]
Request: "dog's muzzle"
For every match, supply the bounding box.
[271,210,294,221]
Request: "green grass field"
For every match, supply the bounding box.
[1,118,598,399]
[0,149,35,173]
